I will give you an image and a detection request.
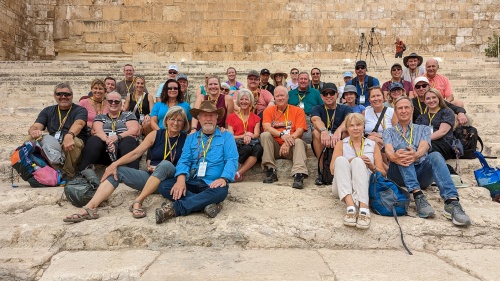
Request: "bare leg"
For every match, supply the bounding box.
[312,130,324,168]
[130,176,161,217]
[343,194,355,207]
[65,180,115,219]
[238,156,257,176]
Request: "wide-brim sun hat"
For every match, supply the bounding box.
[271,70,288,80]
[403,53,423,68]
[190,100,225,121]
[342,84,358,99]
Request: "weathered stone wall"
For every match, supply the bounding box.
[1,0,500,61]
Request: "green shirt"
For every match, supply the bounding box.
[288,87,323,114]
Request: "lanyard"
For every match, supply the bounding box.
[91,97,104,115]
[273,105,289,128]
[417,100,428,115]
[395,124,413,146]
[427,108,440,126]
[325,106,336,130]
[110,111,121,132]
[312,84,320,90]
[298,92,306,102]
[349,138,365,157]
[133,93,144,114]
[359,80,365,97]
[260,84,268,90]
[239,111,249,133]
[163,129,179,162]
[125,77,135,93]
[410,69,419,81]
[57,105,73,131]
[200,132,214,160]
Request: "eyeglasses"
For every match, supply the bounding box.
[391,68,402,71]
[415,84,429,89]
[55,92,73,97]
[311,73,321,76]
[168,118,184,123]
[107,99,121,105]
[169,71,178,75]
[291,72,298,74]
[167,87,178,90]
[355,66,366,70]
[321,91,337,97]
[221,88,230,92]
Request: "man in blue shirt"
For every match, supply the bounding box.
[155,101,239,223]
[346,60,380,107]
[383,97,471,226]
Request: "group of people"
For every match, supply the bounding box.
[26,55,472,228]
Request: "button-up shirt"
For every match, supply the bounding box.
[383,122,431,165]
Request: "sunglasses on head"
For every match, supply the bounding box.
[321,91,337,97]
[107,99,121,105]
[167,87,178,90]
[355,66,366,70]
[415,83,428,89]
[55,92,72,97]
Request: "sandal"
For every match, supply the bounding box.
[63,207,99,223]
[129,200,146,219]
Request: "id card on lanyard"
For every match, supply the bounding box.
[55,105,73,143]
[197,133,214,178]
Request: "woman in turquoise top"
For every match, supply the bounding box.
[151,79,192,130]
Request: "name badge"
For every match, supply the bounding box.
[360,95,366,104]
[299,102,305,109]
[108,131,116,137]
[139,114,145,124]
[283,129,291,135]
[197,161,208,177]
[54,131,62,143]
[429,126,433,134]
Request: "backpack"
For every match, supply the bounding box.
[402,44,407,52]
[453,125,483,159]
[64,168,100,207]
[317,148,334,185]
[10,141,64,187]
[369,171,412,255]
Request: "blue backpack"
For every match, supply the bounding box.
[369,171,412,255]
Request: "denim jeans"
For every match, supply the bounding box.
[107,160,176,191]
[158,178,228,216]
[387,152,458,201]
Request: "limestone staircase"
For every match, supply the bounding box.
[1,58,499,184]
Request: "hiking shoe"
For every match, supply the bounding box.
[155,203,175,224]
[263,168,278,183]
[343,209,357,227]
[444,201,471,226]
[356,211,371,229]
[315,175,324,186]
[204,203,222,218]
[414,194,435,218]
[292,173,305,189]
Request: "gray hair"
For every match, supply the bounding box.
[54,83,73,94]
[394,96,414,108]
[236,88,255,107]
[163,106,189,132]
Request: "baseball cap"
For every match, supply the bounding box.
[343,71,353,78]
[176,74,188,81]
[321,83,338,94]
[168,65,178,72]
[389,82,404,91]
[248,70,260,78]
[391,63,402,70]
[355,60,367,68]
[260,68,271,75]
[413,76,429,86]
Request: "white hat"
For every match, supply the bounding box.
[168,65,179,72]
[413,76,429,86]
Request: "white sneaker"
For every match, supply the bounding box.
[343,209,357,227]
[356,211,371,229]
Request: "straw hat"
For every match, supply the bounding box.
[190,100,225,120]
[271,70,288,80]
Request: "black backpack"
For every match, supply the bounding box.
[453,126,483,159]
[318,147,334,184]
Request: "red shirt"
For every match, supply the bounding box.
[226,112,260,136]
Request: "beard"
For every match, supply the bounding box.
[201,123,216,133]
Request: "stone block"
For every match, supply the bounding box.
[121,6,144,21]
[162,5,181,21]
[102,6,120,21]
[67,5,91,20]
[53,20,69,40]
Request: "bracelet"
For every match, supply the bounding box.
[68,131,76,138]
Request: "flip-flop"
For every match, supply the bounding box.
[63,207,99,223]
[129,201,146,219]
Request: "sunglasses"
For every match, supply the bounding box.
[415,84,429,89]
[311,73,321,76]
[167,87,178,90]
[391,68,402,71]
[107,99,121,105]
[275,74,283,77]
[321,91,337,97]
[169,71,178,75]
[55,92,72,97]
[291,72,298,74]
[221,88,230,92]
[355,66,366,70]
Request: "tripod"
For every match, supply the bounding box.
[365,27,387,66]
[356,33,369,61]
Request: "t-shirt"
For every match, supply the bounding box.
[364,106,394,134]
[286,80,298,90]
[226,112,261,136]
[259,83,275,95]
[34,104,88,140]
[288,87,323,115]
[226,81,243,91]
[346,104,366,114]
[346,75,381,107]
[149,130,187,166]
[262,105,307,145]
[415,107,455,144]
[381,80,414,95]
[94,111,137,136]
[78,98,109,128]
[116,79,148,100]
[310,104,353,133]
[150,101,192,130]
[234,89,273,116]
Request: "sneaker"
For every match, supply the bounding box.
[343,209,357,227]
[263,168,278,183]
[414,193,435,218]
[444,201,471,226]
[356,211,371,229]
[292,173,305,189]
[315,175,324,186]
[155,203,175,224]
[204,203,222,218]
[234,172,244,182]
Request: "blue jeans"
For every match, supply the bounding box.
[387,152,458,201]
[107,160,176,191]
[158,178,228,216]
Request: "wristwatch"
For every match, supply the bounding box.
[68,131,76,138]
[320,127,327,132]
[279,132,285,137]
[221,177,230,183]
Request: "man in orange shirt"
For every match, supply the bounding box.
[395,37,404,58]
[424,59,464,107]
[261,86,308,189]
